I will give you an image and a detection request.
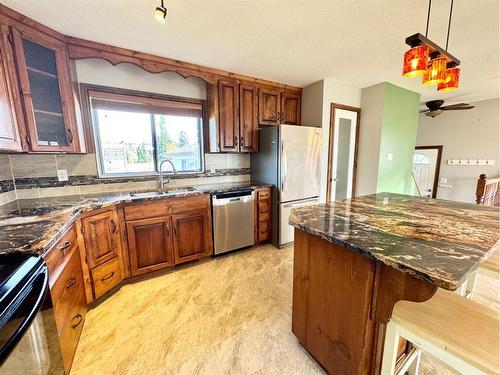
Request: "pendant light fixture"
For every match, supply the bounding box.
[402,0,461,92]
[154,0,167,24]
[438,0,460,92]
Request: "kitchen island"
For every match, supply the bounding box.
[289,193,499,374]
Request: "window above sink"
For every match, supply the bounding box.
[85,85,205,178]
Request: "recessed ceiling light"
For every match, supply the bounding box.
[154,0,167,24]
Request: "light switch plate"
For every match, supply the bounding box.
[387,152,393,161]
[57,169,68,182]
[439,177,448,184]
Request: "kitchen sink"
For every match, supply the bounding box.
[129,187,198,198]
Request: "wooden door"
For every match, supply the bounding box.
[218,80,239,152]
[81,208,121,269]
[172,210,212,264]
[11,27,79,152]
[258,88,281,125]
[126,216,174,276]
[281,92,301,125]
[0,25,23,151]
[239,84,258,152]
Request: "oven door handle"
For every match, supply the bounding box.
[0,265,49,364]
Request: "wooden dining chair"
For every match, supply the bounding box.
[476,174,500,206]
[459,175,500,298]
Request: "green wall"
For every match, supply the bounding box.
[376,83,420,195]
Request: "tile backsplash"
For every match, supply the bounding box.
[0,153,250,203]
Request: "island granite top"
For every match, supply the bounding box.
[0,182,271,257]
[289,193,499,290]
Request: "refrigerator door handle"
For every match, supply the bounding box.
[281,140,287,192]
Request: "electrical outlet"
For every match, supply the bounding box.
[383,197,389,205]
[57,169,68,182]
[210,165,216,174]
[387,152,393,161]
[439,177,448,184]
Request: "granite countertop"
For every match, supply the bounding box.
[0,182,271,257]
[289,193,499,290]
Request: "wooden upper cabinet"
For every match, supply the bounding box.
[0,25,23,151]
[239,84,258,152]
[126,216,174,276]
[281,92,301,125]
[10,27,81,152]
[172,210,212,265]
[218,80,239,152]
[81,208,121,269]
[258,88,281,125]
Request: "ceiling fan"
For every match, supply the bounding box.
[420,100,475,118]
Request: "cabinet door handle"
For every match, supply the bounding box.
[234,136,238,146]
[101,272,115,282]
[71,313,83,329]
[164,223,170,236]
[240,137,244,147]
[65,276,77,289]
[58,240,71,252]
[67,129,74,144]
[110,219,117,234]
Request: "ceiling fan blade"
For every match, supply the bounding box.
[442,106,475,111]
[441,103,470,109]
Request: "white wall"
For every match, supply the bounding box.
[302,79,361,202]
[356,83,385,196]
[416,98,500,203]
[75,59,207,99]
[301,80,323,127]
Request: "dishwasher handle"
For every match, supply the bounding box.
[212,190,255,206]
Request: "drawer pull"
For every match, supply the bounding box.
[71,313,83,329]
[58,240,72,252]
[101,272,115,282]
[65,276,77,289]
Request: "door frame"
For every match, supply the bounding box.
[414,145,443,199]
[326,103,361,202]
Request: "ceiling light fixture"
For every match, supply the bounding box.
[154,0,167,24]
[402,0,461,92]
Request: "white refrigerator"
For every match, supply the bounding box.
[251,125,322,247]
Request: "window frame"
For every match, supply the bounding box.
[80,84,207,178]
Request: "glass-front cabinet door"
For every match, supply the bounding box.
[11,28,78,152]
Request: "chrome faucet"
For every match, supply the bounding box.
[159,159,177,191]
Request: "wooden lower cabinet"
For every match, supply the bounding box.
[126,216,174,276]
[255,187,272,243]
[172,210,212,264]
[43,224,87,374]
[79,206,125,301]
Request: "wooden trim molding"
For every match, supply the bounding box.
[326,103,361,202]
[414,145,443,199]
[65,36,302,93]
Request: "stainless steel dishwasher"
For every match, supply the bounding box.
[212,189,255,255]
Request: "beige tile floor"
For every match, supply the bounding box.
[71,244,499,375]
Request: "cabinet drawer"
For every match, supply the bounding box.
[257,189,271,200]
[258,221,271,242]
[51,247,83,334]
[91,257,122,299]
[44,225,77,281]
[59,282,86,374]
[170,194,209,214]
[124,200,171,221]
[258,212,270,222]
[258,201,269,214]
